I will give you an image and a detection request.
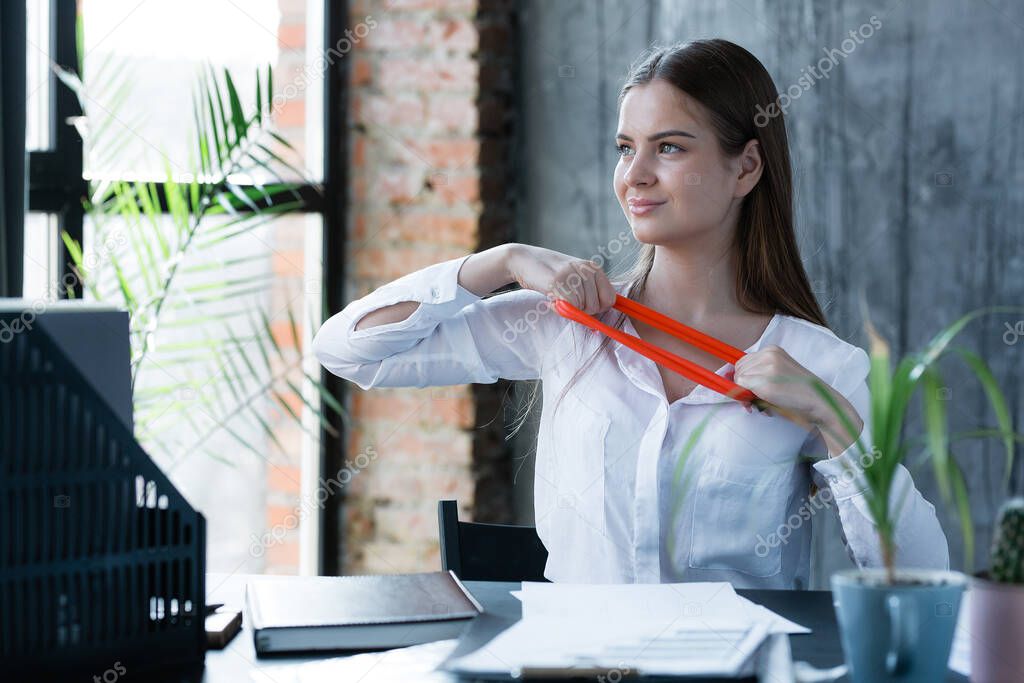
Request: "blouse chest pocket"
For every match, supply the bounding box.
[688,452,797,578]
[549,394,611,535]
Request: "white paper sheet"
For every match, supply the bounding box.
[447,581,808,677]
[287,638,460,683]
[444,614,769,677]
[518,580,810,634]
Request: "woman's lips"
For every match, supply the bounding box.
[628,201,665,216]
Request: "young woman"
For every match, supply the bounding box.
[313,39,949,588]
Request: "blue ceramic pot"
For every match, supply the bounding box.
[831,568,966,683]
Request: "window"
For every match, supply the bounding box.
[25,0,51,152]
[26,0,343,576]
[21,213,59,300]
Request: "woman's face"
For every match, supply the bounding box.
[613,79,757,246]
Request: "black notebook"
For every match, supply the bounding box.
[245,570,483,655]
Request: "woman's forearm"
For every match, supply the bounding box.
[353,244,516,331]
[820,413,865,458]
[457,243,519,297]
[808,389,865,458]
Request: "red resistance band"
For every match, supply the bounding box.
[553,294,762,405]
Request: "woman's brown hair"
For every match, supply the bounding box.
[507,38,828,442]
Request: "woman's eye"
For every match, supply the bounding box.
[614,143,683,157]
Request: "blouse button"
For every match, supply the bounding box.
[430,285,440,300]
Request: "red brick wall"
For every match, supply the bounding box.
[341,0,519,574]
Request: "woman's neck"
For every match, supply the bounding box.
[642,231,744,325]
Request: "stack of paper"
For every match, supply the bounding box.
[444,581,809,678]
[516,582,809,633]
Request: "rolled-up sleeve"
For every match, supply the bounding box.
[312,254,566,390]
[806,346,950,570]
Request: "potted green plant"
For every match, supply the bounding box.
[809,304,1024,683]
[969,497,1024,682]
[661,303,1022,680]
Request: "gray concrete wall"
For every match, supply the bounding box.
[511,0,1024,586]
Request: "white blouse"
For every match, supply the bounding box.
[312,253,950,588]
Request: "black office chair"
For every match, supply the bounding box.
[437,499,551,582]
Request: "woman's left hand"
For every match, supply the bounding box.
[728,345,841,430]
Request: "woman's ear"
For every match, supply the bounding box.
[734,139,764,198]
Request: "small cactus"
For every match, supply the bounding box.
[990,497,1024,584]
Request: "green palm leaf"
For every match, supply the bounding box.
[813,301,1024,578]
[59,58,345,474]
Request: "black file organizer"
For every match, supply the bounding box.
[0,313,207,679]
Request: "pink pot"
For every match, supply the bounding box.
[969,576,1024,682]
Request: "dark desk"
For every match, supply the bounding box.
[202,573,968,682]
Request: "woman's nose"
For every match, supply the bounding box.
[624,155,655,187]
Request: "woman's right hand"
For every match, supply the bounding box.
[504,244,618,316]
